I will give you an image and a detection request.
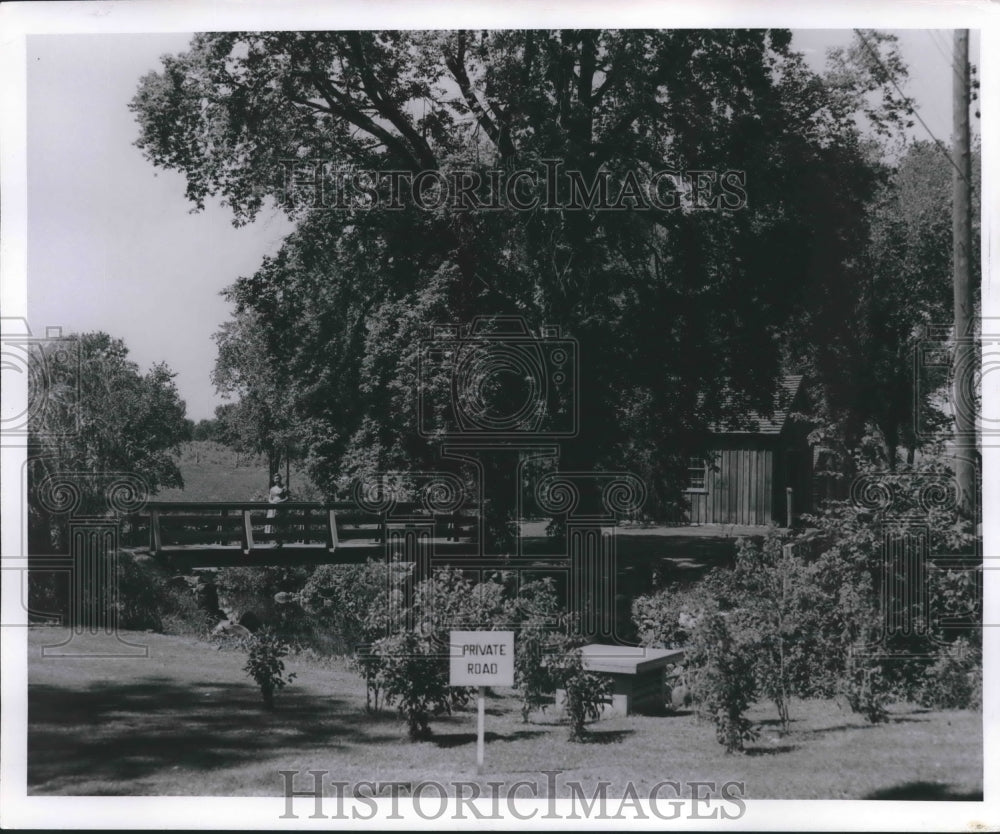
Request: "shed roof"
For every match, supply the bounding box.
[711,374,804,435]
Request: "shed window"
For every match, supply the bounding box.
[687,456,707,491]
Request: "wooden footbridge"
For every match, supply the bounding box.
[133,501,483,570]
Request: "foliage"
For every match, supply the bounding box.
[796,138,982,472]
[243,626,297,710]
[300,560,406,709]
[631,581,718,650]
[686,609,759,753]
[362,569,507,737]
[723,534,831,728]
[190,418,222,442]
[114,551,168,632]
[799,453,979,719]
[215,565,316,647]
[28,332,189,555]
[412,568,508,634]
[916,637,981,711]
[506,578,565,720]
[130,29,903,522]
[213,310,301,479]
[547,635,614,742]
[299,560,403,650]
[371,628,452,741]
[840,651,890,724]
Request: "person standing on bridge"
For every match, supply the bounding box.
[266,473,289,547]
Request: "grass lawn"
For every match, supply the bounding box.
[27,627,981,799]
[155,441,318,503]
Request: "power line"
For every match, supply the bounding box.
[854,28,970,186]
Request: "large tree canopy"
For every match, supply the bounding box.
[28,332,189,551]
[132,29,911,517]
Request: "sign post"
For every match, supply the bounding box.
[476,686,486,774]
[449,631,514,775]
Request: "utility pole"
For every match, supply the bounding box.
[952,29,975,516]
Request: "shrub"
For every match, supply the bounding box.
[116,551,213,635]
[513,623,556,721]
[631,582,715,650]
[412,568,508,634]
[372,629,452,740]
[916,637,981,710]
[299,560,410,708]
[548,636,614,741]
[838,643,890,723]
[687,609,758,753]
[801,456,979,712]
[243,626,297,710]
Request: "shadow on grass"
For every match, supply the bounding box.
[431,729,547,748]
[744,744,798,756]
[864,781,983,801]
[28,677,383,793]
[642,705,695,718]
[578,729,634,744]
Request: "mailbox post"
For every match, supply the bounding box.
[449,631,514,774]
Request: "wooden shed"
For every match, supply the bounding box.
[684,375,812,526]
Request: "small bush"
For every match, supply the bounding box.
[372,629,453,740]
[243,627,297,710]
[507,578,564,721]
[548,637,614,741]
[916,638,981,710]
[840,654,890,723]
[688,610,758,753]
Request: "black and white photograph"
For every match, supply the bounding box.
[1,1,995,829]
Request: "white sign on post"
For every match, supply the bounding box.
[449,630,515,687]
[449,631,514,775]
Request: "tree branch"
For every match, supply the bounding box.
[344,32,438,170]
[443,32,516,161]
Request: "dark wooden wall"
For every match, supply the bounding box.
[686,441,775,526]
[684,431,812,526]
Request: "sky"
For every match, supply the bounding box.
[26,29,981,421]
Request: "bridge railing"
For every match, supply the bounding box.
[139,501,479,556]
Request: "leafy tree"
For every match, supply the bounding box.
[795,139,982,475]
[213,309,300,481]
[191,418,221,441]
[131,29,897,526]
[28,331,188,553]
